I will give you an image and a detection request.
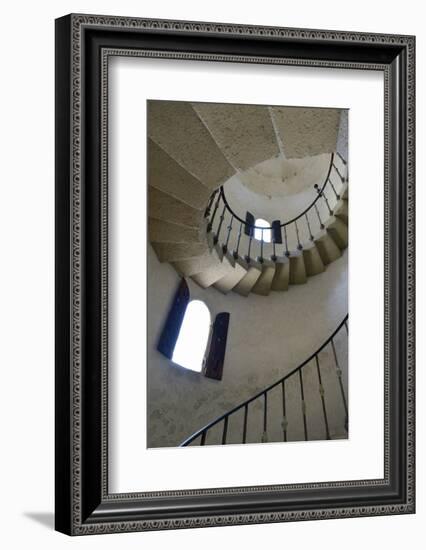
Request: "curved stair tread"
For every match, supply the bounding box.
[191,246,237,288]
[172,249,222,277]
[289,251,308,285]
[232,259,263,297]
[151,241,208,263]
[325,216,348,250]
[334,198,348,225]
[314,229,342,265]
[149,217,204,244]
[251,260,276,296]
[271,106,341,159]
[270,257,290,291]
[213,252,248,294]
[148,139,212,209]
[302,242,326,277]
[192,102,280,172]
[148,100,235,189]
[148,186,203,229]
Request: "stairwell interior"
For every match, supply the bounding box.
[147,100,349,448]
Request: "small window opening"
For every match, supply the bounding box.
[172,300,211,372]
[254,218,271,242]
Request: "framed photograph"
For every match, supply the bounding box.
[55,14,415,535]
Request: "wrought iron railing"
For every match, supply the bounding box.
[205,152,348,263]
[180,315,348,446]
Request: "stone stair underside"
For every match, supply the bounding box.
[147,101,349,297]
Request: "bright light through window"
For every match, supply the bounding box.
[172,300,211,372]
[254,218,271,242]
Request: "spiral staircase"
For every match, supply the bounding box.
[147,100,349,446]
[148,101,348,297]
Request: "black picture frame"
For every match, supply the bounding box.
[55,14,415,535]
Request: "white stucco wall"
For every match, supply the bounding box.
[147,243,348,447]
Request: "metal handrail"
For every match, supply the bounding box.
[219,152,335,230]
[180,315,348,446]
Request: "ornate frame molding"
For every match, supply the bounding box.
[55,14,415,535]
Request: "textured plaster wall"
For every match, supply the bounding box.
[147,244,348,447]
[336,110,349,162]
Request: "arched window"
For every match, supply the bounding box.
[254,218,271,242]
[172,300,211,372]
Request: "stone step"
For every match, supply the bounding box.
[289,251,307,284]
[326,216,348,250]
[192,102,280,172]
[271,106,341,159]
[148,217,202,244]
[251,260,276,296]
[270,257,290,291]
[232,259,263,297]
[302,242,326,277]
[148,139,211,209]
[334,198,348,225]
[148,186,202,229]
[151,241,208,263]
[172,250,220,277]
[191,245,235,288]
[213,252,248,293]
[148,100,235,189]
[314,229,342,265]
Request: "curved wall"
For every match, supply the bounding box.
[147,243,348,447]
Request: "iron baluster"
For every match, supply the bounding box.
[224,214,234,253]
[222,416,229,445]
[214,204,227,244]
[305,212,314,241]
[295,220,303,250]
[242,404,248,444]
[200,431,207,446]
[315,355,331,440]
[336,151,347,166]
[207,191,222,232]
[283,225,290,256]
[299,370,308,441]
[272,241,277,261]
[315,183,333,216]
[328,177,340,200]
[322,188,333,216]
[260,229,264,262]
[331,339,348,431]
[333,163,346,182]
[234,221,243,259]
[246,235,253,263]
[344,320,348,335]
[204,189,218,218]
[314,203,325,230]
